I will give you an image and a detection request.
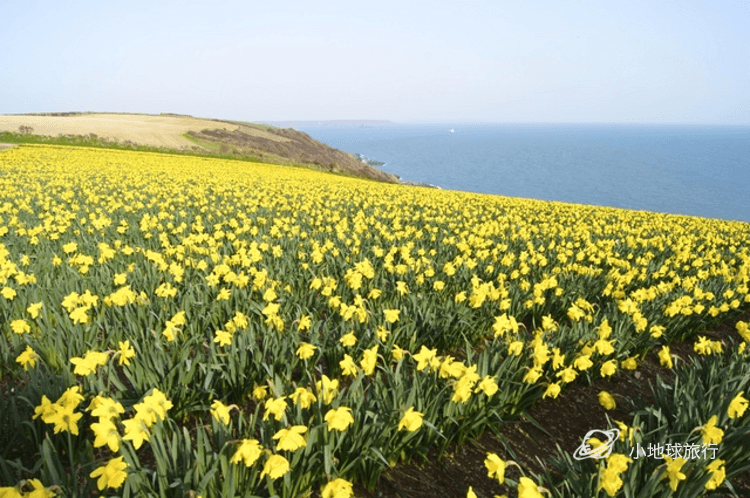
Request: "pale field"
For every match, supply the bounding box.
[0,113,289,148]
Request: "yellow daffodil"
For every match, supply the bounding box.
[728,391,748,419]
[89,456,128,491]
[398,406,424,432]
[598,391,616,410]
[273,425,307,451]
[231,439,263,467]
[321,478,354,498]
[484,452,505,484]
[325,406,354,431]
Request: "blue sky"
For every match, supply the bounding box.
[1,0,748,124]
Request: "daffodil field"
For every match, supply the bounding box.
[1,144,749,497]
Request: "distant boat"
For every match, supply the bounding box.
[449,128,455,133]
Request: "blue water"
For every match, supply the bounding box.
[295,124,750,223]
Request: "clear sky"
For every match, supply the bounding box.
[2,0,749,124]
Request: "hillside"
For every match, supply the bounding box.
[0,112,398,183]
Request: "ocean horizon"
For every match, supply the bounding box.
[294,123,750,223]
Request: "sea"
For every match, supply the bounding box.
[293,123,750,223]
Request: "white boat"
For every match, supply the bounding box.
[449,128,455,133]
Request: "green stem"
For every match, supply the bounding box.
[67,430,78,495]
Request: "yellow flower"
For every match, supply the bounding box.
[340,354,358,376]
[705,459,726,490]
[47,403,83,435]
[340,331,357,347]
[322,478,354,498]
[210,400,232,425]
[599,453,632,497]
[484,452,505,484]
[1,287,17,300]
[134,389,173,426]
[298,314,312,331]
[573,354,593,371]
[368,288,382,299]
[27,301,43,319]
[273,425,307,451]
[260,454,290,480]
[383,308,401,323]
[325,406,354,431]
[598,391,616,410]
[658,345,673,368]
[296,342,317,360]
[452,376,475,404]
[520,367,541,384]
[316,375,340,404]
[122,415,150,449]
[728,391,748,419]
[476,375,499,395]
[290,387,317,409]
[413,345,438,371]
[662,455,687,491]
[360,345,379,375]
[701,415,724,445]
[263,397,288,422]
[214,330,233,346]
[70,350,109,376]
[597,318,612,338]
[62,241,78,254]
[230,439,263,467]
[395,281,408,295]
[113,273,127,285]
[253,384,268,400]
[736,321,750,342]
[556,366,577,383]
[10,319,30,335]
[398,406,424,432]
[89,456,128,491]
[600,359,617,377]
[88,395,125,420]
[15,345,39,370]
[507,340,524,356]
[91,418,121,452]
[694,336,713,355]
[493,313,519,337]
[543,382,561,399]
[216,287,231,301]
[650,325,666,338]
[593,338,615,356]
[621,357,638,370]
[391,344,404,362]
[69,306,91,325]
[117,340,136,366]
[517,476,543,498]
[376,325,389,341]
[467,487,477,498]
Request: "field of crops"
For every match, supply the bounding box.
[1,144,749,498]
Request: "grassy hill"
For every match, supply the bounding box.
[0,112,399,183]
